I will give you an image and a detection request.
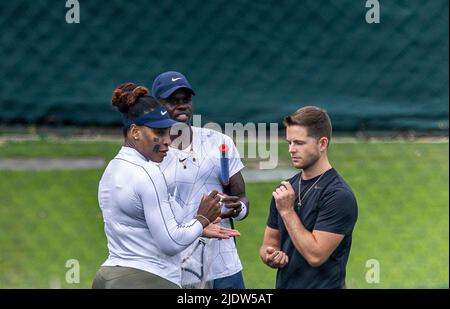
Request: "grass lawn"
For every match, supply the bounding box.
[0,139,448,288]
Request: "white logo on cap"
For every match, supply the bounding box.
[171,77,182,82]
[161,111,167,115]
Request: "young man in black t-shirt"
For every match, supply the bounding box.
[260,106,358,289]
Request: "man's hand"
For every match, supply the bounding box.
[272,181,295,216]
[264,246,289,268]
[202,221,241,239]
[196,190,221,227]
[218,194,243,219]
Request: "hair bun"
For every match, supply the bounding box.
[111,88,124,107]
[111,82,149,114]
[127,86,149,106]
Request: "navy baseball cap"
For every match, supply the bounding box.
[123,106,178,129]
[151,71,195,99]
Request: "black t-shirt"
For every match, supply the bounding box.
[267,168,358,289]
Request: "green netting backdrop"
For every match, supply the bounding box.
[0,0,448,130]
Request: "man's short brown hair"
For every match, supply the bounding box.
[283,106,332,142]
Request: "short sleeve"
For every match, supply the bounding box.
[266,196,279,229]
[222,134,244,177]
[314,189,358,235]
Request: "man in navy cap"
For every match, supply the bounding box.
[152,71,250,289]
[151,71,196,123]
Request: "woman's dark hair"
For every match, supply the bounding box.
[111,82,160,136]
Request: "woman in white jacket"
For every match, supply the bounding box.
[92,83,239,289]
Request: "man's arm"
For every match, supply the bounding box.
[280,214,343,267]
[273,181,344,267]
[259,226,289,268]
[229,171,249,210]
[221,171,250,220]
